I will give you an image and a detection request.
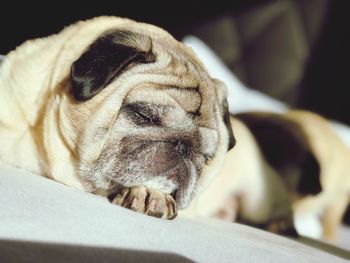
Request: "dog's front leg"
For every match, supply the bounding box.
[111,186,178,219]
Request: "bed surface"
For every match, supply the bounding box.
[0,165,348,262]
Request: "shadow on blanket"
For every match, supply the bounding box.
[0,239,193,263]
[293,236,350,260]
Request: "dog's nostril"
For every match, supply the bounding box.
[171,190,177,200]
[175,141,190,157]
[204,153,214,163]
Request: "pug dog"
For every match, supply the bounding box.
[182,110,350,241]
[179,115,296,236]
[237,111,350,241]
[0,16,235,219]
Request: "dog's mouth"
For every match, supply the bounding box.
[117,140,201,209]
[153,156,199,209]
[171,158,199,209]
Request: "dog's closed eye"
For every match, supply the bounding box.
[124,102,162,126]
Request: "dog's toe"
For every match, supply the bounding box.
[111,186,178,220]
[111,187,130,206]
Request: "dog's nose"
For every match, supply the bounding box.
[175,140,191,157]
[143,142,179,174]
[140,140,194,175]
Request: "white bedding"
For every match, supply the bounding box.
[0,165,346,262]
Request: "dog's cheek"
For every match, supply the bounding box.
[174,159,199,210]
[199,127,219,161]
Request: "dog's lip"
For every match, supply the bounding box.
[172,158,198,210]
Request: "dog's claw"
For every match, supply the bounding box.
[111,186,178,219]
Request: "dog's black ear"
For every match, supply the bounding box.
[223,100,236,151]
[71,30,156,101]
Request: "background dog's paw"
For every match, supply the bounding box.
[111,186,178,219]
[266,217,299,237]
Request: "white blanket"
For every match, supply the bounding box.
[0,165,345,262]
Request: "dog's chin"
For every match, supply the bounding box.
[108,139,201,209]
[107,156,199,210]
[144,157,199,210]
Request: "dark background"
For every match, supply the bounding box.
[1,0,349,125]
[0,1,256,53]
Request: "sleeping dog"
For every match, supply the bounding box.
[181,110,350,241]
[1,16,347,241]
[0,16,235,218]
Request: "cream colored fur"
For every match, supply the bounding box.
[286,111,350,240]
[0,16,229,202]
[180,117,292,224]
[5,16,347,241]
[182,111,350,241]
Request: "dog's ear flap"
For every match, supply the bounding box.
[71,30,156,101]
[223,99,236,151]
[213,79,236,151]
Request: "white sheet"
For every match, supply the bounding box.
[0,165,345,262]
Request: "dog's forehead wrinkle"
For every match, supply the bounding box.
[118,104,196,132]
[125,86,202,115]
[163,88,201,113]
[124,101,169,115]
[124,92,206,132]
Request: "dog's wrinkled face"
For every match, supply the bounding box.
[84,87,226,210]
[64,29,235,209]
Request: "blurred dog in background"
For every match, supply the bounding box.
[181,110,350,241]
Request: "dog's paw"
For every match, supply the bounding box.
[111,186,178,219]
[266,217,299,237]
